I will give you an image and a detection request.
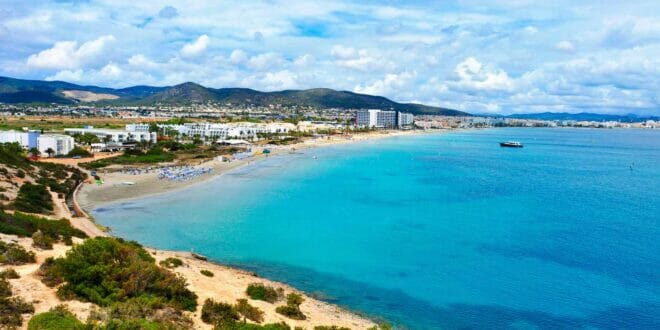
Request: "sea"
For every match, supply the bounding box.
[93,128,660,329]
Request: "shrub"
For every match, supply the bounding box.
[0,296,35,328]
[275,293,306,320]
[159,257,183,268]
[216,322,293,330]
[315,326,351,330]
[27,305,85,330]
[201,298,239,327]
[32,230,54,250]
[200,269,214,277]
[16,170,25,178]
[66,147,92,158]
[235,298,264,323]
[246,283,282,303]
[38,237,198,311]
[367,323,393,330]
[13,183,53,214]
[0,241,36,265]
[0,277,11,297]
[37,257,63,287]
[0,268,19,279]
[0,210,86,244]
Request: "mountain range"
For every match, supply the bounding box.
[498,112,659,123]
[0,76,465,116]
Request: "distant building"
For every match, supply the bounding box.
[64,127,157,144]
[0,130,40,149]
[158,122,295,141]
[397,112,414,127]
[356,110,411,128]
[125,123,151,132]
[37,134,74,157]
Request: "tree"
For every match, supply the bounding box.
[73,133,100,145]
[45,148,55,158]
[28,147,41,157]
[149,123,159,133]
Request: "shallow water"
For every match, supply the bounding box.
[94,128,660,329]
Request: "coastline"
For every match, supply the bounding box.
[68,129,442,329]
[77,129,436,210]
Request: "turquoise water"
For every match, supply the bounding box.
[94,128,660,329]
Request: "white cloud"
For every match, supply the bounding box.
[354,71,416,96]
[180,35,210,58]
[450,57,515,91]
[229,49,248,65]
[331,45,357,59]
[556,40,575,52]
[127,54,157,69]
[26,35,115,70]
[293,54,315,67]
[247,53,285,71]
[331,46,394,72]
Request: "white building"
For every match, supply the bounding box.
[37,134,74,157]
[158,122,295,141]
[0,130,40,149]
[64,127,157,144]
[356,110,400,128]
[397,112,414,127]
[125,123,151,132]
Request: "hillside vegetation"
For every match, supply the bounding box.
[0,76,466,115]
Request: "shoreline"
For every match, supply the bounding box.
[77,129,438,210]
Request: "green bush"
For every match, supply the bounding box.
[367,323,393,330]
[201,298,239,327]
[315,326,351,330]
[0,143,30,169]
[216,322,293,330]
[0,296,35,328]
[159,257,183,268]
[32,230,54,250]
[0,268,20,279]
[38,237,198,311]
[0,210,87,243]
[0,277,11,297]
[66,147,93,158]
[235,298,264,323]
[13,183,53,214]
[200,269,214,277]
[275,293,305,320]
[27,305,86,330]
[246,283,282,303]
[0,240,36,265]
[37,257,63,287]
[16,169,25,178]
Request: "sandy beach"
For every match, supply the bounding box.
[77,129,428,209]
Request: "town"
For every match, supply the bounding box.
[0,104,657,158]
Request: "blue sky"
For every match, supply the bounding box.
[1,0,659,115]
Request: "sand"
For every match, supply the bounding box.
[77,130,426,209]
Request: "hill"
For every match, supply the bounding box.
[0,76,464,116]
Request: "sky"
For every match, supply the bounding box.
[1,0,659,115]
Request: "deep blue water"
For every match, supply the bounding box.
[93,128,660,329]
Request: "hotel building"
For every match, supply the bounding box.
[356,110,414,128]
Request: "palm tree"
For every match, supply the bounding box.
[45,148,55,158]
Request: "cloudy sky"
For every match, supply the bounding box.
[1,0,659,115]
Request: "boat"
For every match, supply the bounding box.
[500,141,523,148]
